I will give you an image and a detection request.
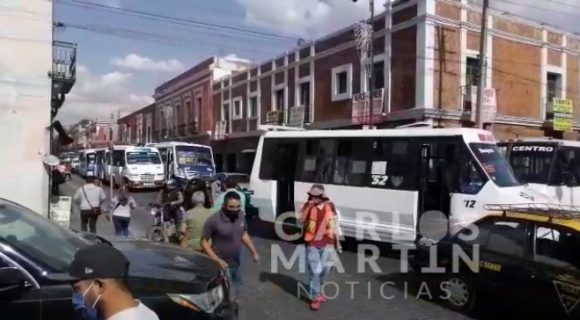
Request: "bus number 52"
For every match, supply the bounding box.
[371,175,389,186]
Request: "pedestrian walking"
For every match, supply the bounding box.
[212,176,246,213]
[180,191,213,251]
[201,191,260,300]
[63,244,159,320]
[299,184,342,311]
[110,186,137,237]
[73,174,107,234]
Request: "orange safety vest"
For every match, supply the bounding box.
[302,202,336,243]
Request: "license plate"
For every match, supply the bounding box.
[144,183,154,186]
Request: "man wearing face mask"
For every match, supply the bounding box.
[64,244,159,320]
[201,191,260,300]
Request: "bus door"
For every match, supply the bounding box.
[272,142,299,216]
[166,148,174,180]
[418,139,459,218]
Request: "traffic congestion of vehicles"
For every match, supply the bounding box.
[147,142,216,183]
[15,129,580,319]
[249,126,558,243]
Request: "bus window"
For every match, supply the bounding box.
[371,139,417,190]
[112,150,125,167]
[554,148,580,186]
[260,139,299,180]
[470,143,520,187]
[157,148,168,163]
[333,139,369,186]
[509,144,554,184]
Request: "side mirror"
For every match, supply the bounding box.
[0,267,27,299]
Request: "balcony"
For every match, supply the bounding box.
[50,41,77,117]
[459,85,475,123]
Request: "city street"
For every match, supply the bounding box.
[61,176,478,320]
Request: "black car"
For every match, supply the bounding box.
[410,209,580,318]
[0,199,237,320]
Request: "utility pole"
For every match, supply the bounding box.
[475,0,489,129]
[368,0,375,129]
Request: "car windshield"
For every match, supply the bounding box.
[126,151,162,165]
[175,146,213,168]
[508,144,556,184]
[0,200,91,272]
[470,143,521,187]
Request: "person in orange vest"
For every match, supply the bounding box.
[299,184,342,311]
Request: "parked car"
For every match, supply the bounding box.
[0,198,237,320]
[213,172,258,217]
[410,206,580,318]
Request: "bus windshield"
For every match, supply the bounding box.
[175,145,214,171]
[470,143,521,187]
[508,144,555,184]
[126,151,161,165]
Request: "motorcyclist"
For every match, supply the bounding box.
[155,178,184,242]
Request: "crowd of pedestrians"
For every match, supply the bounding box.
[69,172,340,316]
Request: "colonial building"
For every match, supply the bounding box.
[212,0,580,173]
[118,56,252,149]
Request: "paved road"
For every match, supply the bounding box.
[61,176,481,320]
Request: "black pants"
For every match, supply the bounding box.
[80,210,98,234]
[112,216,130,236]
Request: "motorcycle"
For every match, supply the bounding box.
[147,203,181,243]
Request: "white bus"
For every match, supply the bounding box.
[78,149,97,178]
[250,127,557,243]
[104,145,165,189]
[148,142,215,181]
[498,138,580,206]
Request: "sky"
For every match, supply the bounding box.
[54,0,580,125]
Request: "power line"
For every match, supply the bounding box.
[56,0,298,42]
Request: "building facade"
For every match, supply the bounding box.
[211,0,580,173]
[119,56,252,148]
[0,1,76,215]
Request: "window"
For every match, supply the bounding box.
[233,98,243,120]
[331,64,352,101]
[175,105,181,125]
[112,150,125,167]
[553,147,580,186]
[299,82,311,123]
[459,218,526,258]
[371,139,418,190]
[126,152,161,165]
[275,89,285,111]
[196,97,202,124]
[185,100,191,123]
[333,139,370,186]
[373,60,385,90]
[296,139,336,183]
[259,139,299,180]
[546,72,562,120]
[248,96,258,119]
[466,57,479,87]
[509,144,555,184]
[470,143,520,187]
[0,199,91,272]
[535,225,580,271]
[222,103,230,122]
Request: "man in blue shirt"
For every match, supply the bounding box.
[212,176,246,214]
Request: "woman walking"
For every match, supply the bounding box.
[110,186,137,237]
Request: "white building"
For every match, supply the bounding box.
[0,1,76,216]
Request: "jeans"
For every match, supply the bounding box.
[306,245,335,301]
[80,210,98,234]
[112,216,130,236]
[225,257,242,299]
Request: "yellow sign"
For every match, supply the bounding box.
[553,98,573,132]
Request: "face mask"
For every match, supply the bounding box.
[72,281,101,320]
[224,209,240,218]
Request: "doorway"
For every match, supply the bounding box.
[273,142,299,216]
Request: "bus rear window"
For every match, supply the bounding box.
[509,144,555,184]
